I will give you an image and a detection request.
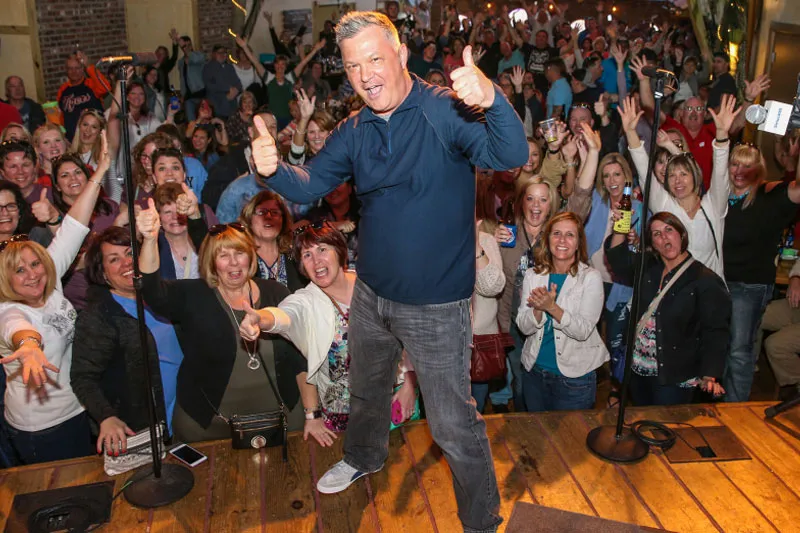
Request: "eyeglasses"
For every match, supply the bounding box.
[254,208,282,218]
[0,203,20,214]
[293,221,332,237]
[685,105,706,113]
[0,234,29,253]
[209,222,246,236]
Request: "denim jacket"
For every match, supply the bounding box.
[179,51,206,96]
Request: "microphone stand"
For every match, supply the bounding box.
[586,74,669,463]
[113,64,195,507]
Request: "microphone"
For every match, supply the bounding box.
[640,66,675,79]
[97,52,158,67]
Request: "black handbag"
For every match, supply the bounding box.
[203,351,288,460]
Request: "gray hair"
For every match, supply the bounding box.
[335,11,400,47]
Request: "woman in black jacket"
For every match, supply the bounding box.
[136,197,307,443]
[72,227,179,455]
[605,211,731,406]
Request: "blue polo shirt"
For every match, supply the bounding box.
[546,77,572,118]
[265,76,527,304]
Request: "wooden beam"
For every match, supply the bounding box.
[0,25,30,36]
[24,0,45,103]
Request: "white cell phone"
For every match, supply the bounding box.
[169,443,208,467]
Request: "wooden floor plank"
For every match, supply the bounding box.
[669,461,778,533]
[718,407,800,496]
[537,411,659,528]
[491,416,596,516]
[369,428,434,532]
[207,444,263,532]
[483,417,536,532]
[311,437,376,532]
[402,423,461,531]
[581,412,719,533]
[149,443,217,533]
[262,438,318,532]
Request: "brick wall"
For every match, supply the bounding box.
[36,0,129,101]
[196,0,235,53]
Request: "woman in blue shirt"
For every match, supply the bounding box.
[72,226,183,455]
[516,212,609,411]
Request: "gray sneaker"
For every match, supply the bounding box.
[316,460,379,494]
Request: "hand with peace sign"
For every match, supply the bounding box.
[251,115,280,177]
[450,45,496,108]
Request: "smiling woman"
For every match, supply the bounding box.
[0,146,110,466]
[136,203,307,443]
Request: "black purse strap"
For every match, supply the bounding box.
[699,205,719,258]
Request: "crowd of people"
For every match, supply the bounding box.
[0,2,798,531]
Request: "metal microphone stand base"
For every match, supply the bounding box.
[586,425,649,463]
[123,463,195,508]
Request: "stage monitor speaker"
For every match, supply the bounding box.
[4,481,114,533]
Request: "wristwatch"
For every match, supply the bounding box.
[305,410,322,420]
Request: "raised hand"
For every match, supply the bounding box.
[262,11,273,25]
[97,130,111,173]
[31,188,58,224]
[510,65,524,92]
[548,121,569,150]
[234,36,247,49]
[136,198,161,241]
[562,134,579,163]
[744,74,771,103]
[450,45,496,108]
[610,43,626,66]
[617,96,644,133]
[176,183,200,219]
[251,115,280,177]
[708,93,741,138]
[0,343,59,387]
[594,94,609,118]
[296,88,316,121]
[169,28,179,43]
[629,55,647,81]
[240,301,262,342]
[581,126,602,152]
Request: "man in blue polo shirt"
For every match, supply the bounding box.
[247,11,526,533]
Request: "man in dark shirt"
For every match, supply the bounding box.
[248,11,526,532]
[526,30,558,95]
[56,52,109,141]
[3,76,45,133]
[407,40,443,78]
[707,52,737,111]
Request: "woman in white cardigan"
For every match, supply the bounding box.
[239,223,417,447]
[618,95,736,280]
[516,212,608,412]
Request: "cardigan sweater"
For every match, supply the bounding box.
[71,285,168,431]
[141,272,305,429]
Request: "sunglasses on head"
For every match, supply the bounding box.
[571,103,592,110]
[0,234,29,253]
[208,222,246,236]
[293,220,332,237]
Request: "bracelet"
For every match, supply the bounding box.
[304,410,322,420]
[475,249,486,260]
[303,406,320,413]
[46,214,63,226]
[744,98,755,104]
[548,148,560,154]
[715,137,729,144]
[566,161,579,168]
[295,129,306,135]
[16,336,41,349]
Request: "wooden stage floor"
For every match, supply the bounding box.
[1,402,798,532]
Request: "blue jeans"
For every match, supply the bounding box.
[345,279,502,533]
[5,411,93,465]
[488,322,525,410]
[471,382,489,413]
[724,282,773,402]
[630,374,695,406]
[521,366,597,412]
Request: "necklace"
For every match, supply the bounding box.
[222,283,260,370]
[728,190,750,206]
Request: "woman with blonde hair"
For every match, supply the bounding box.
[0,134,110,464]
[1,123,32,144]
[33,123,68,187]
[722,142,800,402]
[516,211,608,411]
[136,201,307,443]
[70,109,106,169]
